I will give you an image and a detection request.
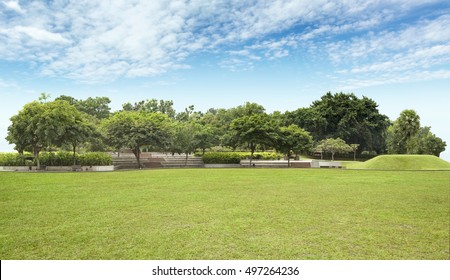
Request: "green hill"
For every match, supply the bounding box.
[352,155,450,170]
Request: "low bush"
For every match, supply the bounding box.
[78,152,113,166]
[0,153,29,166]
[202,152,279,164]
[202,152,242,164]
[245,152,279,160]
[361,150,378,159]
[0,152,112,166]
[39,152,74,166]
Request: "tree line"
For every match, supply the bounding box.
[6,92,447,168]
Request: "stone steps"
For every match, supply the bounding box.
[161,155,204,168]
[112,153,204,169]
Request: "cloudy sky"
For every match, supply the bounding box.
[1,0,449,160]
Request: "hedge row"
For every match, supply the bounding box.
[0,153,29,166]
[0,152,112,166]
[201,152,279,164]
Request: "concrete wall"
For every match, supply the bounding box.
[0,166,114,172]
[204,164,242,168]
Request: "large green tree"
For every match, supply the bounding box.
[103,111,173,168]
[55,95,111,120]
[275,124,313,166]
[395,109,420,154]
[122,99,176,118]
[316,138,352,161]
[388,121,446,156]
[6,100,93,167]
[229,113,277,166]
[169,121,203,165]
[63,112,96,164]
[387,109,422,154]
[414,127,446,157]
[6,102,45,157]
[285,92,390,154]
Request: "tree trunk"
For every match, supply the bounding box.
[33,146,40,169]
[287,152,291,167]
[185,152,188,166]
[132,147,141,169]
[249,143,255,167]
[331,151,335,161]
[72,144,77,166]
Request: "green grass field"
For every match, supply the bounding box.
[1,168,449,260]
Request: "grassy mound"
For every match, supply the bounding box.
[355,155,450,170]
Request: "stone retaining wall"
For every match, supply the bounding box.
[204,164,242,168]
[0,165,114,172]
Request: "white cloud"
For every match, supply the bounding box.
[326,14,450,89]
[0,0,449,83]
[337,70,450,90]
[14,26,70,44]
[2,0,23,13]
[0,78,16,88]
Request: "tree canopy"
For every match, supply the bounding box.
[387,110,446,156]
[285,92,390,154]
[316,138,352,161]
[229,113,277,165]
[6,100,95,167]
[5,93,447,164]
[103,111,173,168]
[275,124,313,166]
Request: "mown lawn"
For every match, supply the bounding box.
[0,169,449,260]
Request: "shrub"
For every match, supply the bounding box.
[202,152,242,164]
[202,152,279,164]
[0,153,28,166]
[361,150,378,159]
[244,152,279,160]
[39,152,74,166]
[78,152,112,166]
[0,152,112,166]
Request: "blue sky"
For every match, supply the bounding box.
[1,0,450,160]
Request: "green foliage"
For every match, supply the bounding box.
[285,92,390,153]
[6,101,47,158]
[56,95,111,119]
[244,152,279,160]
[388,109,420,154]
[39,152,74,166]
[122,98,176,118]
[229,113,277,165]
[0,153,29,166]
[78,152,113,166]
[103,111,173,168]
[408,126,446,157]
[6,99,98,167]
[202,152,279,164]
[0,152,112,166]
[316,138,352,161]
[275,124,313,164]
[361,150,378,158]
[6,94,446,163]
[387,111,446,156]
[168,121,202,156]
[202,152,242,164]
